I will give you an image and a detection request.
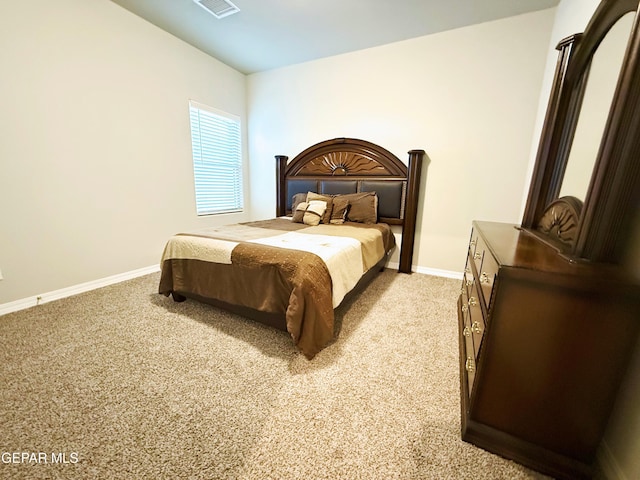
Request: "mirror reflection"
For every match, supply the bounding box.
[559,12,635,201]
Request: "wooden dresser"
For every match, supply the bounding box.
[458,221,640,479]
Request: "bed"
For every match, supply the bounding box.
[159,138,426,358]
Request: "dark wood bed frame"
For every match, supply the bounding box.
[276,137,426,274]
[174,138,426,333]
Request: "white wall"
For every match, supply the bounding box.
[0,0,248,304]
[247,9,556,273]
[526,1,640,479]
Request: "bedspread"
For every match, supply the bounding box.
[158,219,395,358]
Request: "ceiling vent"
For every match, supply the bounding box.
[193,0,240,19]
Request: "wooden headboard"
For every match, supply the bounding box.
[275,137,426,273]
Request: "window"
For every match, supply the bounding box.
[189,101,243,215]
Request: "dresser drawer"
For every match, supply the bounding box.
[463,329,476,392]
[472,231,499,313]
[467,282,485,359]
[469,230,484,274]
[477,252,498,311]
[459,288,476,392]
[463,263,475,297]
[468,228,480,258]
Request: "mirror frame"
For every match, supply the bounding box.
[522,0,640,264]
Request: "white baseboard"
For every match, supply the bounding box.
[414,265,463,279]
[387,262,463,280]
[0,265,160,316]
[597,440,627,480]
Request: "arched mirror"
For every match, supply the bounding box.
[559,12,635,201]
[522,0,640,264]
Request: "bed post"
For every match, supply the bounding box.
[398,149,426,274]
[276,155,288,217]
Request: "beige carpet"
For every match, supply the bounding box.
[0,270,549,479]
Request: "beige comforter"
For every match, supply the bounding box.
[158,219,394,358]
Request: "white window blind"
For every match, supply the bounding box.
[189,101,243,215]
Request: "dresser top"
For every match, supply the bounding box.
[473,221,636,284]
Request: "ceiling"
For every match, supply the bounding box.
[110,0,560,74]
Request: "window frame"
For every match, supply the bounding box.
[188,100,244,216]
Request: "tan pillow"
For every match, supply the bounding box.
[302,200,327,226]
[306,192,333,224]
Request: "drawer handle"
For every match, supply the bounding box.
[463,326,471,337]
[472,321,482,334]
[465,279,473,287]
[474,252,482,260]
[480,272,490,284]
[468,297,477,307]
[461,304,468,313]
[470,240,477,247]
[465,357,475,373]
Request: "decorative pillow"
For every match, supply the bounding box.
[291,192,307,215]
[303,200,327,226]
[338,192,378,223]
[306,192,333,224]
[292,201,308,223]
[330,196,350,224]
[292,200,328,226]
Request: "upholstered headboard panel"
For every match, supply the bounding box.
[362,180,405,219]
[285,179,406,220]
[276,137,426,273]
